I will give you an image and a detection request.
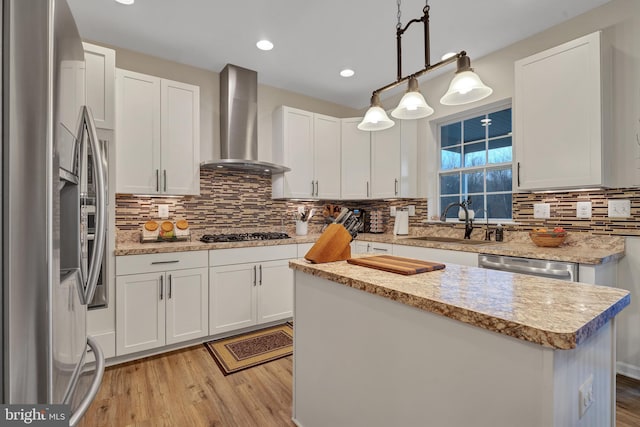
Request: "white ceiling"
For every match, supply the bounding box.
[67,0,611,110]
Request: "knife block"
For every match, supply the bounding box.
[304,223,352,263]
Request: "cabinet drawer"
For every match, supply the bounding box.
[210,244,297,267]
[116,250,208,276]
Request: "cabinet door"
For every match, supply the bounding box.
[399,120,418,198]
[341,118,371,199]
[116,272,165,355]
[275,107,315,198]
[160,79,200,195]
[514,32,604,190]
[115,69,161,194]
[165,267,208,345]
[371,123,401,198]
[313,114,341,199]
[257,260,293,324]
[83,43,115,129]
[209,264,257,334]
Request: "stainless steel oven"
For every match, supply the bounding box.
[83,139,108,309]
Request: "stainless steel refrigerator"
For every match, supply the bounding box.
[2,0,107,425]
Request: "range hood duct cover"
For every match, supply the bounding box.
[201,64,290,174]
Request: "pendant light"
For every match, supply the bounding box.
[440,55,493,105]
[358,1,492,131]
[391,76,434,119]
[357,94,395,131]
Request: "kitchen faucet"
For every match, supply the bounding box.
[440,197,474,239]
[474,208,494,241]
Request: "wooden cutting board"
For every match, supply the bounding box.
[347,255,446,275]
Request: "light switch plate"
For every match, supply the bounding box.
[533,203,551,219]
[390,206,397,217]
[576,201,592,219]
[158,204,169,219]
[407,205,416,216]
[608,199,631,218]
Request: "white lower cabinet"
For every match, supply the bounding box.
[392,244,478,267]
[115,251,208,356]
[209,245,296,335]
[351,241,393,255]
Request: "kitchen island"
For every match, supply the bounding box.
[289,257,630,427]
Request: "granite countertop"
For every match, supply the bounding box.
[114,229,624,265]
[289,257,630,350]
[355,232,624,265]
[114,234,320,256]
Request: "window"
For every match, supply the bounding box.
[438,106,512,220]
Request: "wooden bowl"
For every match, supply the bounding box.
[529,231,567,247]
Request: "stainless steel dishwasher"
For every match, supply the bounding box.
[478,254,578,282]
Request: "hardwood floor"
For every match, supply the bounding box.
[79,345,295,427]
[80,346,640,427]
[617,374,640,427]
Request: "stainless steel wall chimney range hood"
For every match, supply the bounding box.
[200,64,290,174]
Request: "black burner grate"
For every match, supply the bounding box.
[200,232,291,243]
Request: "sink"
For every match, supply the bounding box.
[406,236,497,245]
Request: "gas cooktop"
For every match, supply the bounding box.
[199,232,291,243]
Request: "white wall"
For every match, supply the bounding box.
[90,41,360,164]
[367,0,640,216]
[617,237,640,379]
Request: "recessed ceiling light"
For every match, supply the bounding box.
[340,69,355,78]
[441,52,456,61]
[256,40,274,51]
[115,0,134,5]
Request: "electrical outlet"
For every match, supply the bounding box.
[576,201,592,219]
[533,203,551,219]
[158,204,169,219]
[390,206,397,217]
[407,205,416,216]
[608,199,631,218]
[578,374,594,419]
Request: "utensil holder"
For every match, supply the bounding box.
[296,220,308,236]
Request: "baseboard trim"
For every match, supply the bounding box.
[617,361,640,380]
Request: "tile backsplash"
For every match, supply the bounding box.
[116,169,426,237]
[116,170,640,237]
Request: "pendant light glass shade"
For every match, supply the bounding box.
[440,70,493,105]
[358,94,395,131]
[391,77,434,119]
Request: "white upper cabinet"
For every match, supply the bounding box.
[341,118,371,199]
[371,122,402,198]
[514,31,612,191]
[82,42,115,129]
[116,69,200,195]
[272,106,341,199]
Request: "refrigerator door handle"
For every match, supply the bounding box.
[80,106,107,305]
[68,336,106,427]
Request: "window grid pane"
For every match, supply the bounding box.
[438,107,512,220]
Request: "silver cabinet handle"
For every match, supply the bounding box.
[156,169,159,192]
[253,265,257,286]
[151,260,179,265]
[259,264,263,286]
[394,178,399,195]
[168,274,172,299]
[68,336,105,427]
[366,181,370,198]
[315,180,318,197]
[517,162,521,187]
[79,107,106,306]
[311,181,315,196]
[159,275,164,300]
[163,169,167,192]
[372,247,388,252]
